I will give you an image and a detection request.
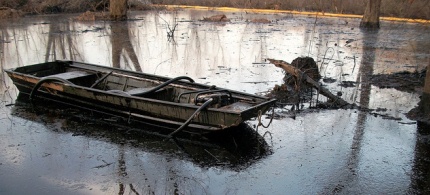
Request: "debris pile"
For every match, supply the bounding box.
[267,57,349,108]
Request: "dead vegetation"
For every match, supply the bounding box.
[267,57,350,109]
[76,11,108,21]
[0,7,24,19]
[0,0,152,16]
[249,18,271,23]
[202,14,230,22]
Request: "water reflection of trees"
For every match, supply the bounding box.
[183,22,203,76]
[410,62,430,194]
[0,23,6,87]
[0,22,19,101]
[411,122,430,194]
[106,123,271,194]
[110,21,141,72]
[45,18,82,62]
[348,28,376,178]
[164,13,179,66]
[326,29,377,193]
[117,146,142,195]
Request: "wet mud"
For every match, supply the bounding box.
[370,69,426,93]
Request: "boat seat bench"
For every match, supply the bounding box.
[45,71,90,80]
[126,87,153,96]
[44,71,99,87]
[107,87,173,100]
[126,87,174,100]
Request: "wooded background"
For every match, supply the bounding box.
[0,0,429,19]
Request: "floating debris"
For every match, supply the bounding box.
[250,18,271,23]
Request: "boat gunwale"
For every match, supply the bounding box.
[5,61,276,115]
[14,88,224,131]
[66,61,273,100]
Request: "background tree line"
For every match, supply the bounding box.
[0,0,429,20]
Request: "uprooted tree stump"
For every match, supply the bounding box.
[283,57,321,87]
[267,57,349,108]
[267,57,320,105]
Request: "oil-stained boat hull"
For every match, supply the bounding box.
[6,61,276,131]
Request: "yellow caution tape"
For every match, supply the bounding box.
[155,4,430,24]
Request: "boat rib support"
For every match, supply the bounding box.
[90,71,113,88]
[29,77,74,101]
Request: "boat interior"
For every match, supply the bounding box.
[13,61,262,109]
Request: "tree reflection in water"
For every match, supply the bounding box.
[1,11,429,193]
[44,18,82,62]
[10,95,272,194]
[117,145,141,195]
[410,61,430,194]
[328,28,378,193]
[110,21,141,72]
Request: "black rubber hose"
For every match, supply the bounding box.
[29,77,74,101]
[166,98,213,139]
[176,85,217,103]
[133,76,194,96]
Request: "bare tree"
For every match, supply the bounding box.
[421,61,430,120]
[425,62,430,95]
[408,60,430,124]
[360,0,382,29]
[110,0,128,20]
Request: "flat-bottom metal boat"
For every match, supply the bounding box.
[5,61,276,134]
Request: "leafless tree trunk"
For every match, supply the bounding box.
[360,0,382,29]
[110,0,128,20]
[424,62,430,95]
[420,62,430,121]
[409,60,430,124]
